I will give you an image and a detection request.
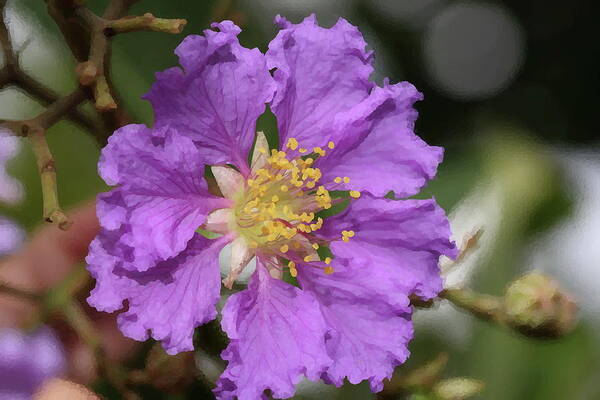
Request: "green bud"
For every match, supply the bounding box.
[503,271,577,338]
[432,378,485,400]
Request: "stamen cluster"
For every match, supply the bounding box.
[232,137,361,276]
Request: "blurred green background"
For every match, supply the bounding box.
[1,0,599,399]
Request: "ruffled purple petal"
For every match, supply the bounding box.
[298,265,413,391]
[267,15,374,151]
[144,21,275,171]
[87,230,229,355]
[98,124,228,270]
[320,195,457,300]
[296,195,455,390]
[0,328,65,399]
[318,82,442,198]
[214,265,331,400]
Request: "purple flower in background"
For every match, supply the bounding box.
[0,130,23,205]
[0,216,24,256]
[87,15,456,399]
[0,328,65,400]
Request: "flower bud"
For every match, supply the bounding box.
[503,271,577,338]
[432,378,485,400]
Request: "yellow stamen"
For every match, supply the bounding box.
[280,244,289,253]
[286,138,299,150]
[349,190,361,198]
[327,141,335,149]
[324,266,334,274]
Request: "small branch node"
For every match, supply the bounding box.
[108,13,187,34]
[94,75,117,111]
[75,60,98,86]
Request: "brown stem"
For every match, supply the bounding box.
[0,282,42,302]
[108,13,186,34]
[440,287,505,325]
[1,89,86,229]
[0,1,98,133]
[44,0,132,137]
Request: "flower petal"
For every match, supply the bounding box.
[214,265,331,400]
[319,195,457,300]
[318,82,442,198]
[298,265,414,391]
[267,15,374,151]
[212,165,245,199]
[87,231,228,355]
[296,195,455,390]
[0,328,65,398]
[144,21,275,171]
[99,124,229,270]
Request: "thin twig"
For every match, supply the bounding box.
[107,13,186,34]
[0,282,42,302]
[1,89,86,229]
[0,1,99,133]
[440,287,504,325]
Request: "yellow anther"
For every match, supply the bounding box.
[313,147,326,157]
[324,266,334,274]
[271,195,279,203]
[343,177,350,183]
[280,244,289,253]
[289,261,296,268]
[334,177,342,184]
[290,267,298,277]
[306,181,316,189]
[286,138,299,150]
[299,148,308,154]
[324,257,332,265]
[312,243,319,250]
[342,236,350,243]
[304,255,314,262]
[349,190,361,198]
[327,141,335,149]
[280,185,289,192]
[304,158,314,166]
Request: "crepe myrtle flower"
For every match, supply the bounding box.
[87,15,456,399]
[0,328,65,400]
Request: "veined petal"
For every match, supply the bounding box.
[87,232,229,355]
[267,15,374,151]
[99,125,228,270]
[297,195,455,390]
[215,265,331,400]
[319,195,457,300]
[144,21,275,171]
[298,264,414,391]
[318,82,442,198]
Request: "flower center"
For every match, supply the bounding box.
[230,138,359,276]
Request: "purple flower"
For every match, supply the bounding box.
[0,130,23,205]
[0,328,65,400]
[87,15,456,399]
[0,217,24,256]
